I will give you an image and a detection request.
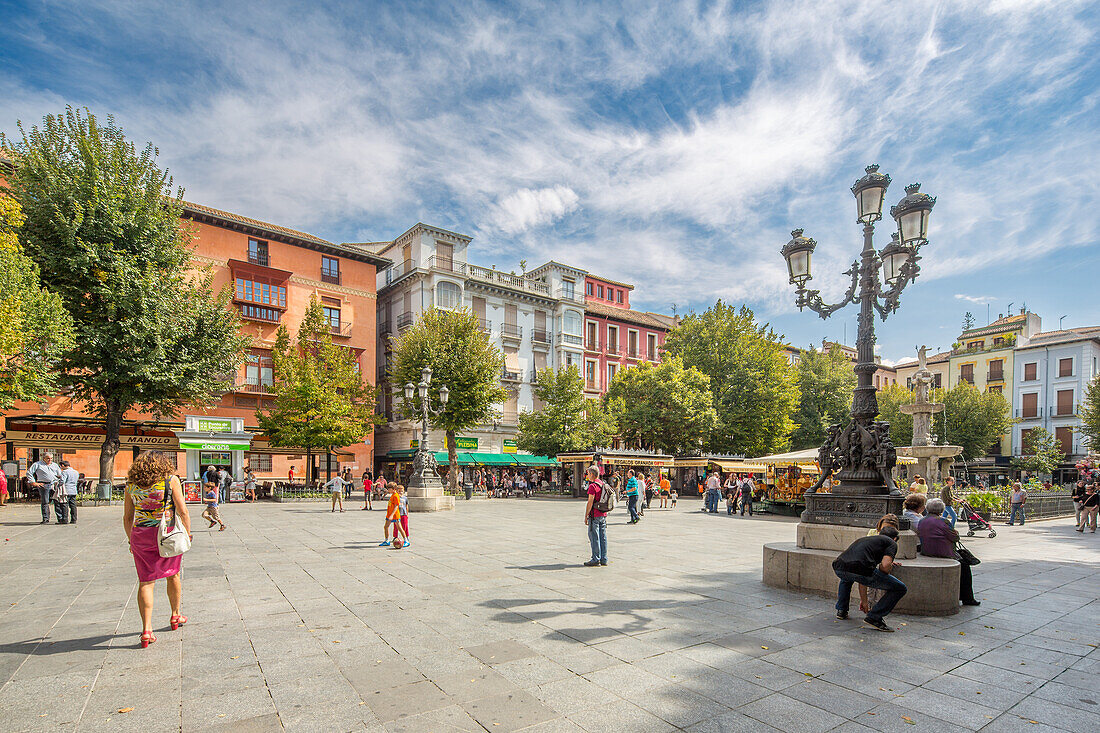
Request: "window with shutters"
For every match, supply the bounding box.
[627,330,638,358]
[1059,358,1073,377]
[1056,389,1074,416]
[585,360,597,388]
[1055,426,1074,455]
[586,321,598,351]
[1021,392,1038,418]
[1023,362,1037,381]
[647,333,658,361]
[1020,428,1034,454]
[960,364,974,384]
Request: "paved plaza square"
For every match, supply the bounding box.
[0,498,1096,732]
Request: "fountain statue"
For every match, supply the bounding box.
[898,346,961,483]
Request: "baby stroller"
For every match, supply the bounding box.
[957,500,996,538]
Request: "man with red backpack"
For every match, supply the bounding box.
[584,466,611,566]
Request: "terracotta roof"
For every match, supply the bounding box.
[894,350,952,368]
[180,200,390,266]
[1018,327,1100,349]
[585,299,669,329]
[587,273,635,290]
[644,312,678,329]
[960,313,1028,338]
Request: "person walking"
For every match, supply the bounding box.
[941,476,958,528]
[643,474,654,510]
[1006,481,1027,526]
[361,471,374,510]
[203,464,219,488]
[216,466,231,504]
[28,453,63,524]
[583,466,608,566]
[659,473,671,508]
[724,474,738,515]
[704,471,721,513]
[123,452,192,648]
[1071,480,1086,527]
[398,486,411,547]
[379,484,406,546]
[288,465,296,484]
[243,466,257,503]
[832,525,907,632]
[326,473,347,512]
[201,483,226,531]
[0,464,8,507]
[740,474,756,517]
[55,460,80,524]
[624,470,641,523]
[342,468,354,499]
[1076,483,1098,533]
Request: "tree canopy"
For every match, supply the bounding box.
[661,301,799,456]
[389,308,506,487]
[0,195,72,407]
[1012,426,1065,477]
[256,298,381,482]
[604,357,717,454]
[3,108,247,484]
[517,365,592,457]
[1080,377,1100,455]
[789,344,855,450]
[875,382,1011,461]
[875,384,915,449]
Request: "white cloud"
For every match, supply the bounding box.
[954,294,997,304]
[488,186,580,234]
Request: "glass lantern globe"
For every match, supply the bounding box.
[890,183,936,247]
[879,233,909,286]
[781,229,816,287]
[851,164,891,224]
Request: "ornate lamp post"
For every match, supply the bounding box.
[404,366,449,490]
[782,165,935,526]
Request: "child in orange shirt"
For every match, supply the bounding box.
[379,485,408,547]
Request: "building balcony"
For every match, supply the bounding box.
[1017,408,1042,419]
[501,368,522,383]
[427,256,465,274]
[531,329,551,349]
[239,304,282,323]
[467,264,550,296]
[987,370,1005,382]
[238,379,274,394]
[605,343,621,356]
[558,333,583,348]
[1052,404,1077,417]
[584,380,598,391]
[960,374,975,385]
[247,251,269,267]
[585,339,601,352]
[475,317,491,334]
[386,259,416,285]
[330,321,353,338]
[529,368,544,383]
[500,323,523,342]
[321,270,341,285]
[396,312,415,331]
[500,410,519,425]
[555,287,585,305]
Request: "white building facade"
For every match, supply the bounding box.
[1012,327,1100,478]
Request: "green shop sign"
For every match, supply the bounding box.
[196,418,233,433]
[444,436,478,450]
[502,439,517,454]
[180,441,250,451]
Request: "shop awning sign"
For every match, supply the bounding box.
[195,418,233,433]
[502,439,517,454]
[4,428,178,449]
[179,440,250,451]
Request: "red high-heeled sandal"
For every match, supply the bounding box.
[170,614,188,630]
[140,631,157,648]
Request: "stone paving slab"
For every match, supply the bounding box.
[0,498,1097,732]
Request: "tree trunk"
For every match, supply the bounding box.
[98,400,123,497]
[446,428,458,492]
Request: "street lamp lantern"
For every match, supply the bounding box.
[851,164,891,224]
[417,380,428,400]
[879,232,909,286]
[404,382,415,401]
[890,182,936,247]
[421,366,433,385]
[781,229,816,287]
[438,384,449,405]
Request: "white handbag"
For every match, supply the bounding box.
[157,478,191,558]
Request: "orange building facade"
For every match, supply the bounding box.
[2,199,388,486]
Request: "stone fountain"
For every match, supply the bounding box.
[897,345,962,483]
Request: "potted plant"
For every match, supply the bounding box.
[965,490,1000,520]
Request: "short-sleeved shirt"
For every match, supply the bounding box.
[833,535,897,576]
[659,479,671,493]
[706,476,720,490]
[588,481,607,518]
[1072,484,1086,501]
[625,477,639,496]
[1011,489,1027,504]
[399,495,408,516]
[129,478,175,528]
[386,491,401,520]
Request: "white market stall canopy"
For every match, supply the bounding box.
[753,448,917,466]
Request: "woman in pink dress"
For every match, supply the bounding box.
[123,452,192,647]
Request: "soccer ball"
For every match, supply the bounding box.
[392,537,404,549]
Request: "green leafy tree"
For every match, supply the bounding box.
[789,344,855,450]
[3,108,247,486]
[661,301,800,455]
[940,383,1012,461]
[1080,378,1100,453]
[875,384,914,449]
[604,357,717,454]
[517,365,588,457]
[0,195,73,407]
[390,308,506,489]
[1012,426,1065,477]
[256,299,381,483]
[581,397,618,450]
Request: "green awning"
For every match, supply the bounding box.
[434,451,477,466]
[514,455,558,467]
[467,453,517,466]
[383,449,418,461]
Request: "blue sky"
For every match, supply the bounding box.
[2,0,1098,363]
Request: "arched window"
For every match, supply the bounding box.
[437,281,461,309]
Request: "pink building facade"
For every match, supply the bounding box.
[582,275,670,397]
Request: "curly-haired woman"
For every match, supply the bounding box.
[123,452,191,647]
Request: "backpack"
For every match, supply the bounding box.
[593,480,616,513]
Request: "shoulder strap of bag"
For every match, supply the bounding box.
[162,478,176,527]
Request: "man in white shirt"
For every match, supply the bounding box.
[56,460,81,525]
[1007,482,1028,526]
[705,472,721,513]
[28,454,63,524]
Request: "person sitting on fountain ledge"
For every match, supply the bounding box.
[832,525,907,632]
[917,499,980,607]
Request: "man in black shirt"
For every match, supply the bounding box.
[1072,480,1087,527]
[832,526,907,632]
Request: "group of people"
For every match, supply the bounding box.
[1072,480,1099,532]
[611,468,676,523]
[26,453,82,524]
[701,472,756,516]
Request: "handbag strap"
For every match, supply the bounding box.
[161,477,176,528]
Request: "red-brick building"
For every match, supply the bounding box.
[582,274,672,397]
